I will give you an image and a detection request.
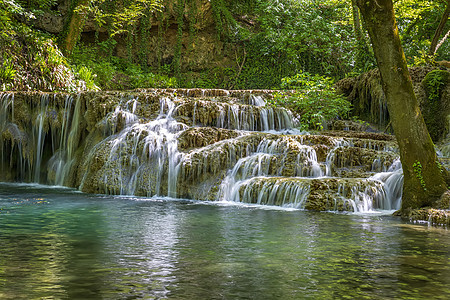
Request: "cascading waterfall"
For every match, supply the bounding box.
[47,94,83,186]
[0,89,413,212]
[223,177,311,208]
[33,94,49,182]
[370,159,403,210]
[80,96,186,197]
[215,103,293,131]
[217,137,324,207]
[0,92,87,184]
[0,93,15,178]
[325,138,350,176]
[215,133,402,211]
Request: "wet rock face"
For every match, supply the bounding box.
[330,146,397,173]
[434,190,450,209]
[323,130,396,141]
[336,67,450,143]
[178,127,240,150]
[1,89,408,213]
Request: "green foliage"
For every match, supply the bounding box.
[394,0,449,63]
[0,58,16,90]
[77,66,100,91]
[2,0,447,91]
[413,160,427,191]
[280,71,334,90]
[0,0,80,91]
[267,71,352,130]
[413,50,436,67]
[89,0,163,37]
[420,70,449,141]
[70,43,178,90]
[352,39,376,75]
[210,0,238,39]
[422,70,449,101]
[182,67,236,89]
[123,64,178,88]
[228,0,357,89]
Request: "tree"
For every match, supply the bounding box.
[392,0,449,64]
[429,0,450,56]
[356,0,448,212]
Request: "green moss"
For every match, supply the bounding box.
[422,70,450,101]
[422,70,450,141]
[421,70,450,141]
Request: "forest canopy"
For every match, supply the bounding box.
[0,0,448,91]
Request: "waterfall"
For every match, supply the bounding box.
[217,136,324,205]
[47,94,83,186]
[0,93,14,179]
[215,103,293,131]
[223,177,310,208]
[32,95,49,182]
[0,90,408,213]
[80,96,186,197]
[370,159,403,210]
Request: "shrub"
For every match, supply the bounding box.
[267,71,352,130]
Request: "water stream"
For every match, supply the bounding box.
[0,183,449,299]
[0,89,412,212]
[1,90,449,298]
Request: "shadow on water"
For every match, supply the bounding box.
[0,183,449,299]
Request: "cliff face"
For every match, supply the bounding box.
[34,0,234,74]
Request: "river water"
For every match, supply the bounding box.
[0,183,449,299]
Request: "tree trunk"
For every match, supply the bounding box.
[356,0,448,211]
[62,0,90,56]
[429,0,450,56]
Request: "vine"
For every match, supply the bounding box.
[436,160,445,174]
[138,7,152,65]
[413,161,427,191]
[186,0,198,62]
[172,0,185,73]
[422,70,449,102]
[156,8,167,67]
[210,0,236,39]
[59,0,89,54]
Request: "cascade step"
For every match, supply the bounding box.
[218,176,398,212]
[1,90,405,212]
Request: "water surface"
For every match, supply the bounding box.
[0,183,449,299]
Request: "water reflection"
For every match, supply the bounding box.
[100,199,182,298]
[0,183,450,299]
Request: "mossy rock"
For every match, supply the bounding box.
[335,67,448,137]
[402,208,450,226]
[421,70,450,141]
[422,70,450,101]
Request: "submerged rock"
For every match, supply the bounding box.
[401,207,450,226]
